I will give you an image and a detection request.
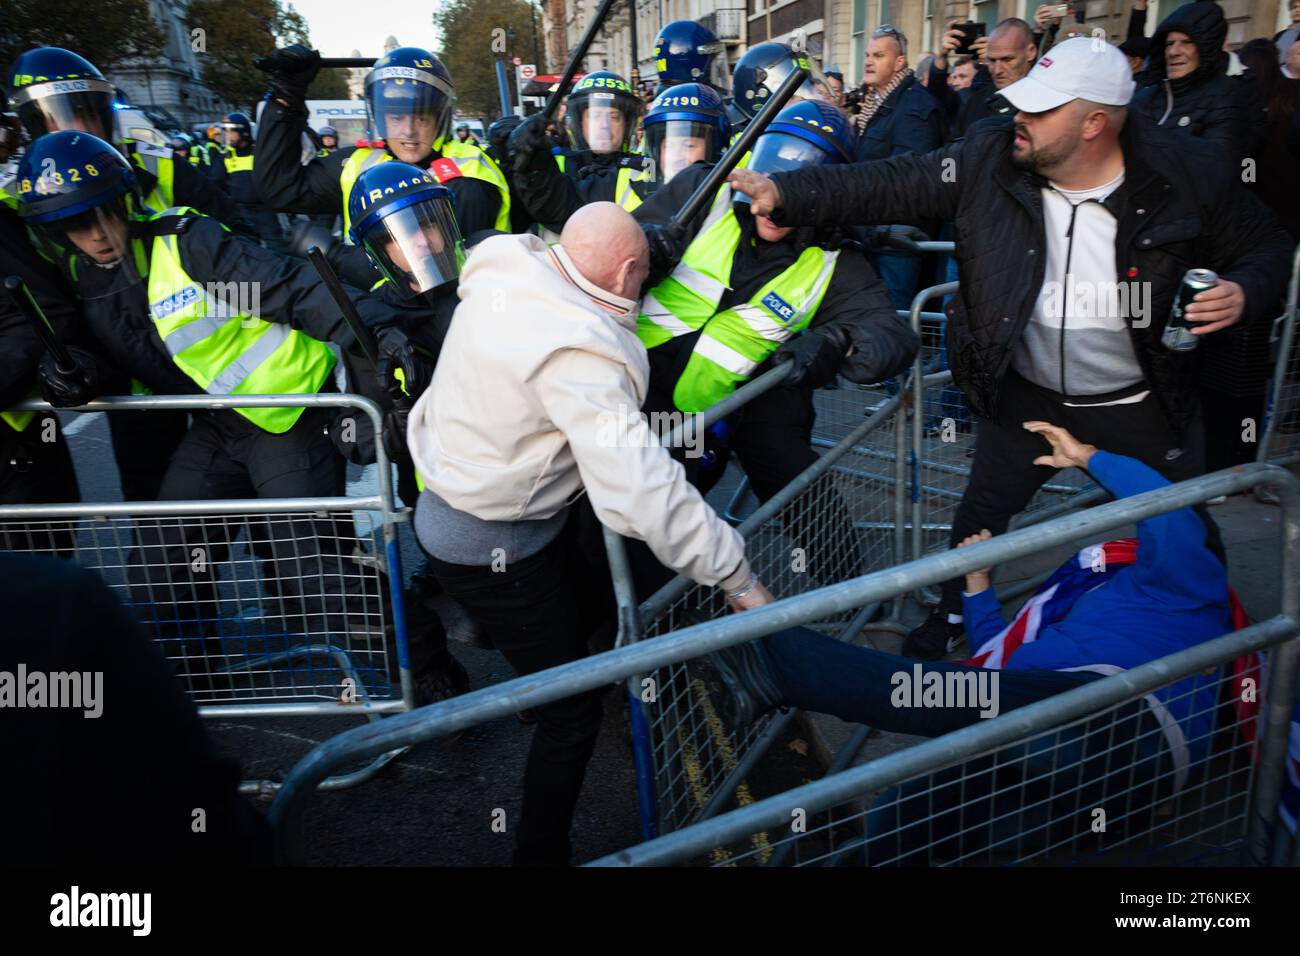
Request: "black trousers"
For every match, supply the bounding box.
[1200,387,1267,473]
[938,372,1214,614]
[107,408,189,502]
[426,504,615,866]
[0,414,81,556]
[127,406,372,651]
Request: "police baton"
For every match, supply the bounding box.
[666,65,810,238]
[305,247,380,367]
[543,0,621,126]
[3,275,76,374]
[317,57,377,69]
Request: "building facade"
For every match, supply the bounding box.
[104,0,232,130]
[826,1,1288,91]
[541,0,1290,100]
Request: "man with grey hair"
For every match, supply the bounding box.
[852,24,946,309]
[731,37,1291,660]
[931,17,1039,140]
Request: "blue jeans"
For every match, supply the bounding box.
[870,253,922,312]
[758,627,1176,864]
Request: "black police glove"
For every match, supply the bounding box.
[283,218,337,261]
[870,224,932,256]
[327,407,378,466]
[642,222,685,289]
[375,325,437,402]
[771,328,851,388]
[508,112,557,175]
[254,44,321,105]
[37,347,102,408]
[382,401,413,467]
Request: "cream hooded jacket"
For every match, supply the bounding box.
[407,233,751,591]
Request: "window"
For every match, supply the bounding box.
[850,0,867,86]
[973,0,999,32]
[1146,2,1164,37]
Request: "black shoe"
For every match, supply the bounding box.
[901,610,965,661]
[412,654,471,707]
[706,638,787,734]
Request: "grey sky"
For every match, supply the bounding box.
[288,0,442,58]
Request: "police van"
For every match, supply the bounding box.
[304,100,369,147]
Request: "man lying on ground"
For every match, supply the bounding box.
[711,421,1235,863]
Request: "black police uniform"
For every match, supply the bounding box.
[0,206,81,553]
[514,148,657,235]
[54,212,412,643]
[208,143,283,246]
[115,138,260,495]
[254,99,505,278]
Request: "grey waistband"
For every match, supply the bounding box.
[414,489,569,568]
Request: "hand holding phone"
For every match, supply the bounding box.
[954,21,986,56]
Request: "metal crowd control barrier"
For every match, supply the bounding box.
[1258,243,1300,472]
[267,463,1299,865]
[625,368,915,838]
[0,393,414,792]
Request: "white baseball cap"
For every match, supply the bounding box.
[1000,36,1136,114]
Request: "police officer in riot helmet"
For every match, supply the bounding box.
[210,111,283,247]
[14,132,433,672]
[652,20,727,94]
[5,47,252,503]
[641,83,730,185]
[728,42,832,136]
[254,43,511,290]
[345,160,476,702]
[508,70,652,234]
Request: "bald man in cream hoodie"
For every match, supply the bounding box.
[408,202,772,866]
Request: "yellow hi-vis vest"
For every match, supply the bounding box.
[223,151,254,175]
[1,406,35,433]
[146,207,336,433]
[555,153,651,211]
[533,154,652,243]
[637,183,839,414]
[338,140,512,240]
[125,141,177,213]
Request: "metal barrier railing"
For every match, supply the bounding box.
[268,462,1299,865]
[625,377,913,837]
[0,393,413,792]
[1258,243,1300,472]
[587,463,1300,867]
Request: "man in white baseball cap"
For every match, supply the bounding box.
[999,36,1134,181]
[725,35,1291,662]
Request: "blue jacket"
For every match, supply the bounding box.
[853,74,946,163]
[962,450,1231,763]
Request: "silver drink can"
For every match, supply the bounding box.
[1162,268,1218,351]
